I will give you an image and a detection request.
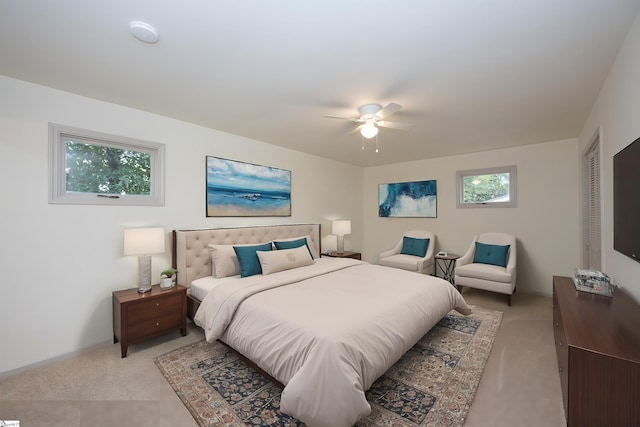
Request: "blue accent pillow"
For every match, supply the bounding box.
[234,243,273,277]
[473,242,510,267]
[400,236,430,257]
[274,237,313,259]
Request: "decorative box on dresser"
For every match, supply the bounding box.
[113,284,187,358]
[553,276,640,426]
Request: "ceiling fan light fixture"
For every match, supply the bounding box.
[360,120,379,139]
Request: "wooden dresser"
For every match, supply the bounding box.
[113,284,187,357]
[553,275,640,426]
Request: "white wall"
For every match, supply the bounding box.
[363,139,580,296]
[3,8,637,374]
[579,12,640,302]
[0,76,363,375]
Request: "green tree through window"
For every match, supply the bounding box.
[463,172,510,203]
[65,141,151,195]
[456,166,517,208]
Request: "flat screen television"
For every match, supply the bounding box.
[614,136,640,263]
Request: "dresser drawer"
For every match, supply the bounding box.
[552,286,568,411]
[128,293,183,323]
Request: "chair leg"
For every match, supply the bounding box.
[507,293,512,306]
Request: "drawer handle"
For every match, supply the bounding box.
[156,303,160,307]
[559,367,563,372]
[156,322,159,326]
[555,322,559,326]
[559,341,563,346]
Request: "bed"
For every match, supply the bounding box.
[173,224,471,427]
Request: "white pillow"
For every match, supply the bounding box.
[208,244,240,278]
[257,246,314,275]
[272,235,320,259]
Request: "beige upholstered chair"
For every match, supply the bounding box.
[455,233,517,305]
[378,230,436,274]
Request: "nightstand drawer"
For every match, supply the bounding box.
[128,293,183,323]
[128,311,182,341]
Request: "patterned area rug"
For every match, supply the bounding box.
[155,305,502,426]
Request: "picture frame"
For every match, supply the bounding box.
[378,179,437,218]
[206,156,291,217]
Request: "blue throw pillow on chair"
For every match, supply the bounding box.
[234,243,273,277]
[400,236,430,257]
[473,242,510,267]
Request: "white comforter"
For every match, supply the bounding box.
[194,258,471,427]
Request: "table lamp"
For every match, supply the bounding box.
[332,220,351,254]
[124,227,165,293]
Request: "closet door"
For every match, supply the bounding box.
[585,139,601,271]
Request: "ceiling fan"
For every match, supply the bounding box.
[324,102,412,139]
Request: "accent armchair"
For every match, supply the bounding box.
[455,232,517,305]
[378,230,436,275]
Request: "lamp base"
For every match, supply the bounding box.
[337,235,345,254]
[137,254,153,293]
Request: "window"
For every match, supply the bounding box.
[456,165,517,208]
[49,124,165,205]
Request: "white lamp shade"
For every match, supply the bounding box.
[124,227,165,255]
[332,220,351,236]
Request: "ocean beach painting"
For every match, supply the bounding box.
[206,156,291,217]
[379,180,437,217]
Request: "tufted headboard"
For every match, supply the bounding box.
[172,224,321,288]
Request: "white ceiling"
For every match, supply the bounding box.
[1,1,639,167]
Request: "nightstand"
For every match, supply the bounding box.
[323,251,362,260]
[113,284,187,358]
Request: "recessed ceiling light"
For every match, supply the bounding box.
[129,21,159,44]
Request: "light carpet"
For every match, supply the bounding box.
[155,305,502,426]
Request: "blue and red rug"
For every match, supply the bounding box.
[155,305,502,426]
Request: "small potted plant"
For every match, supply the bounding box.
[160,268,178,289]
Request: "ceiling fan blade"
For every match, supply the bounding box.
[349,124,364,134]
[378,120,412,130]
[323,115,362,123]
[375,102,402,119]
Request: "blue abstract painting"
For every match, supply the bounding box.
[379,180,437,217]
[206,156,291,217]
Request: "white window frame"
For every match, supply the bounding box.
[456,165,517,209]
[49,123,165,206]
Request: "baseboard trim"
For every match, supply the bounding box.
[0,339,113,380]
